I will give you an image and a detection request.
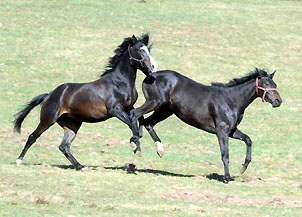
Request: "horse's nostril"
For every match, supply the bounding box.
[274,98,282,106]
[152,65,154,69]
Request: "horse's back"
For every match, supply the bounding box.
[150,70,213,104]
[143,70,216,133]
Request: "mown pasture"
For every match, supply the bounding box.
[0,0,302,216]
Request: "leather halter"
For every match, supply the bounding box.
[128,45,146,66]
[256,77,277,102]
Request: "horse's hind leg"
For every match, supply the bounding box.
[16,121,54,165]
[230,128,252,174]
[57,117,83,170]
[17,85,67,166]
[141,105,173,158]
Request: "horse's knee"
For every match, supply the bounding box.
[130,135,140,143]
[221,153,229,164]
[129,111,140,128]
[245,136,252,146]
[129,110,138,120]
[144,125,152,131]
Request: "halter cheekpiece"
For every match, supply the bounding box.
[255,77,277,102]
[128,45,145,66]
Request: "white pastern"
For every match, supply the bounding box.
[130,141,137,151]
[155,141,164,152]
[16,159,23,166]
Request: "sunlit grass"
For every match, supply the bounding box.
[1,0,302,216]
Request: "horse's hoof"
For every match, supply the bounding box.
[81,167,92,171]
[157,150,164,158]
[240,165,247,174]
[75,165,85,170]
[136,150,142,157]
[16,159,22,166]
[155,141,164,158]
[225,177,235,183]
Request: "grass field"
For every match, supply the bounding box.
[1,0,302,216]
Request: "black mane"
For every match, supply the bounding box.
[101,34,150,77]
[211,68,269,87]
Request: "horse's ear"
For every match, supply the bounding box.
[255,68,261,78]
[131,35,138,44]
[141,34,149,46]
[270,70,276,79]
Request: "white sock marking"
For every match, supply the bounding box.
[155,141,164,152]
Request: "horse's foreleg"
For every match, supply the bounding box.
[108,104,142,155]
[128,116,145,156]
[129,100,162,156]
[216,125,232,182]
[138,116,144,138]
[110,104,131,127]
[230,128,252,174]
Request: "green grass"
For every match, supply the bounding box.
[1,0,302,216]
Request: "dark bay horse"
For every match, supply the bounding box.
[14,34,158,170]
[130,68,282,181]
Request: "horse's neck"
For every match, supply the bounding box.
[231,79,257,111]
[112,53,137,88]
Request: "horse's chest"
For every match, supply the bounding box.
[124,90,138,107]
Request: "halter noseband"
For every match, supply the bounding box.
[128,45,146,66]
[256,77,277,102]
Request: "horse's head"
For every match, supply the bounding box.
[128,35,158,76]
[256,70,282,107]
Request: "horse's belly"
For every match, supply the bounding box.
[175,111,216,134]
[82,116,111,123]
[66,112,111,123]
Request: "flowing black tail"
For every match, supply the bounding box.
[13,93,48,133]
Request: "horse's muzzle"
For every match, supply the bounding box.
[272,98,282,107]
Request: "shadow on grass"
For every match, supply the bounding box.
[15,162,233,183]
[104,165,236,183]
[104,164,195,178]
[52,164,79,170]
[205,173,234,183]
